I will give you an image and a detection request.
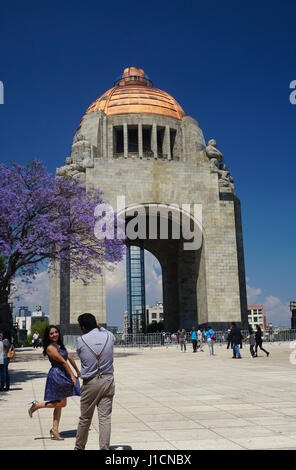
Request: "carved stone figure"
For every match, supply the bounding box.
[71,134,94,168]
[56,134,96,177]
[56,160,85,177]
[205,139,235,193]
[218,163,235,193]
[206,139,223,163]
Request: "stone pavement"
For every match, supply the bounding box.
[1,341,296,450]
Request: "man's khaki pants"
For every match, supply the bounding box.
[75,373,115,450]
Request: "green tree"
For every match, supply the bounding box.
[26,320,49,346]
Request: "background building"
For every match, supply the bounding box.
[248,305,266,332]
[126,243,146,334]
[18,306,31,317]
[123,301,164,334]
[15,305,49,338]
[148,301,164,325]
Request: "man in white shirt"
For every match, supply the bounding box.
[197,328,204,351]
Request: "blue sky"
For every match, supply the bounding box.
[1,0,295,326]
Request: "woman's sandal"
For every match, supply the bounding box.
[28,400,39,418]
[50,428,64,440]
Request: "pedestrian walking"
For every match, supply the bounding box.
[242,326,255,357]
[177,327,187,352]
[254,325,270,357]
[226,326,233,349]
[203,327,215,356]
[32,331,40,348]
[197,328,204,351]
[190,326,198,352]
[229,322,243,359]
[0,330,13,391]
[28,325,81,440]
[74,314,115,451]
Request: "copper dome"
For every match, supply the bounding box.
[79,67,185,125]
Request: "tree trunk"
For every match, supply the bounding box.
[0,280,10,306]
[0,302,13,331]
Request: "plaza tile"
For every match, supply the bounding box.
[1,343,296,450]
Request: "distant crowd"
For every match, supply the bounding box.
[174,323,269,358]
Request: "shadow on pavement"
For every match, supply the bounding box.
[110,445,133,450]
[10,369,47,386]
[114,352,143,358]
[34,429,77,440]
[13,350,47,363]
[60,430,77,438]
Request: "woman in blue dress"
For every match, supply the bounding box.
[28,325,81,440]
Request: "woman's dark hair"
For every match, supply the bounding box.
[248,326,254,334]
[256,324,261,332]
[78,313,98,332]
[42,325,65,356]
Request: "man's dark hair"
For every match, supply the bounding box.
[231,322,237,327]
[78,313,98,332]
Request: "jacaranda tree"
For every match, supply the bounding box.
[0,160,125,305]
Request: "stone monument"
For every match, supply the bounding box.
[50,67,248,334]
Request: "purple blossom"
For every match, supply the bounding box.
[0,160,125,303]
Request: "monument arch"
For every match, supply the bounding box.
[50,66,248,334]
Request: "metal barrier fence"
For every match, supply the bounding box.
[64,330,296,350]
[114,330,296,347]
[63,335,79,350]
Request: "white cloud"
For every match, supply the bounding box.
[265,296,281,308]
[246,284,262,304]
[246,278,290,327]
[264,296,290,327]
[105,259,126,294]
[145,252,162,304]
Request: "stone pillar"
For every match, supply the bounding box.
[49,261,60,326]
[102,116,107,159]
[108,124,113,159]
[165,125,171,160]
[151,123,157,159]
[123,123,128,158]
[180,124,186,162]
[138,122,143,158]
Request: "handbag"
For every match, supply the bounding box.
[7,346,15,360]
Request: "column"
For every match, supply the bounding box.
[151,123,157,159]
[123,122,128,158]
[138,122,143,158]
[108,124,113,159]
[102,116,107,159]
[165,125,171,160]
[181,124,186,162]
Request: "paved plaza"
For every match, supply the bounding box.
[1,341,296,450]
